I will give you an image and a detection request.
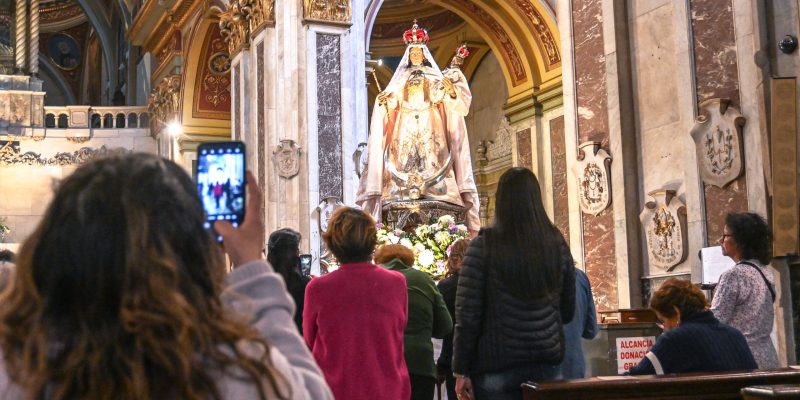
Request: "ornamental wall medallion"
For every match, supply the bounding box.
[273,139,301,179]
[690,99,745,188]
[571,141,612,216]
[639,189,688,272]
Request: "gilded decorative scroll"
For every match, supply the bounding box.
[147,75,181,128]
[303,0,352,25]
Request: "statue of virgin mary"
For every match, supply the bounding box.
[356,21,480,232]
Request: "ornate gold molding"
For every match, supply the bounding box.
[147,75,182,129]
[304,0,352,26]
[219,0,275,56]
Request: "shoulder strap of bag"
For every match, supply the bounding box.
[739,261,775,304]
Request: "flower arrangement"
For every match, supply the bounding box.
[376,215,469,279]
[0,218,9,242]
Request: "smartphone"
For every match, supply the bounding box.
[195,141,246,242]
[300,254,312,276]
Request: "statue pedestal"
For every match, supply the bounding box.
[382,200,466,231]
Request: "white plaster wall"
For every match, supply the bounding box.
[0,129,156,244]
[465,51,508,163]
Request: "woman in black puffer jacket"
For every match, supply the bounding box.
[452,167,575,400]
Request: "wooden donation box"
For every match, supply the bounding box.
[583,309,660,376]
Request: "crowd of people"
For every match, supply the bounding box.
[0,154,782,399]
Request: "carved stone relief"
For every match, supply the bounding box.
[690,99,745,188]
[273,139,301,179]
[0,142,127,166]
[303,0,352,25]
[571,141,611,216]
[640,189,688,272]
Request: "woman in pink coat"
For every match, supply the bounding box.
[304,207,411,399]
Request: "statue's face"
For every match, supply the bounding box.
[409,47,424,66]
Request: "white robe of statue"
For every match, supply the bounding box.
[356,40,480,231]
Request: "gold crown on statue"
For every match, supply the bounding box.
[403,20,430,45]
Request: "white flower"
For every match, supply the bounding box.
[387,233,400,244]
[400,238,413,248]
[414,242,427,253]
[434,231,450,245]
[418,249,435,267]
[438,215,455,227]
[415,225,430,237]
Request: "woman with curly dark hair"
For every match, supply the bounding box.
[711,212,779,369]
[628,279,756,375]
[0,154,332,399]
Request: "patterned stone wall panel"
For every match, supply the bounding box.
[233,64,240,141]
[689,0,741,108]
[516,128,532,170]
[572,0,616,311]
[316,34,342,199]
[257,42,266,233]
[571,0,609,145]
[550,116,569,245]
[689,0,748,244]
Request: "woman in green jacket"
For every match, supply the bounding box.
[376,244,453,400]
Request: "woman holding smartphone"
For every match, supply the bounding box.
[0,153,332,400]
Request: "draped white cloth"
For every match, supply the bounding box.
[356,44,480,230]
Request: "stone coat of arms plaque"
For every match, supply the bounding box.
[571,141,612,216]
[273,139,301,179]
[690,99,746,188]
[640,189,688,272]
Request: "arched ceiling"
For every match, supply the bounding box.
[366,0,561,103]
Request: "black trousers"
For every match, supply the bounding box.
[410,374,436,400]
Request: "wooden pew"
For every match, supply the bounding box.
[522,368,800,400]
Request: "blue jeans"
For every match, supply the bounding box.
[473,364,561,400]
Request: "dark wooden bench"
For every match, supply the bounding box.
[522,368,800,400]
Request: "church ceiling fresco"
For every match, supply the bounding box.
[368,0,561,96]
[39,22,90,99]
[370,9,464,42]
[41,0,86,28]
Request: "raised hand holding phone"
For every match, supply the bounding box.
[215,171,264,267]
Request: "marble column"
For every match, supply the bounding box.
[14,0,26,73]
[28,0,38,77]
[567,0,618,312]
[304,0,365,273]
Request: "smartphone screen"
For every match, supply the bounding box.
[196,141,246,241]
[300,254,312,276]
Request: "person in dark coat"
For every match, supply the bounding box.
[628,278,757,375]
[559,267,598,379]
[375,244,452,400]
[267,228,310,334]
[436,238,469,400]
[453,168,576,400]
